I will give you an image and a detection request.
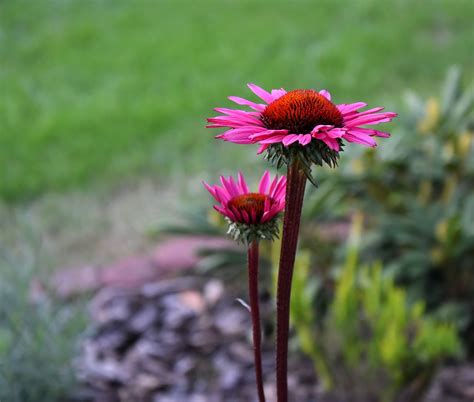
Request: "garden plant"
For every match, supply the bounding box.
[205,83,396,401]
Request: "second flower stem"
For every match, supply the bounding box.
[248,240,266,402]
[276,157,307,402]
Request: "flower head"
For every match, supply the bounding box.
[207,84,397,181]
[203,171,286,243]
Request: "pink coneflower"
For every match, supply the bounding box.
[203,170,287,402]
[207,84,397,154]
[203,171,286,229]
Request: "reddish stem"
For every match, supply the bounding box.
[276,158,307,402]
[248,240,266,402]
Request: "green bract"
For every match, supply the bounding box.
[265,142,342,186]
[226,216,282,245]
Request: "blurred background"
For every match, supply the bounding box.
[1,1,473,401]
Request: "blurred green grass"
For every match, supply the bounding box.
[1,0,473,201]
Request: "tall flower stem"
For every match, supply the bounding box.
[248,240,266,402]
[276,156,307,402]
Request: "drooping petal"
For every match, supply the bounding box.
[326,128,346,138]
[299,134,312,145]
[219,126,268,143]
[343,130,377,147]
[322,137,341,151]
[257,143,270,154]
[311,124,334,134]
[258,134,288,144]
[249,129,289,142]
[282,134,299,146]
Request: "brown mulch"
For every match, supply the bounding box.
[72,276,474,402]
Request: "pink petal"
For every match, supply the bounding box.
[344,113,396,127]
[299,134,312,145]
[207,116,256,128]
[241,209,251,224]
[213,109,264,126]
[319,89,331,101]
[220,176,238,198]
[343,131,377,147]
[259,171,271,194]
[228,96,266,111]
[220,126,267,142]
[326,128,346,138]
[238,172,249,194]
[247,83,274,104]
[311,124,334,134]
[272,177,286,200]
[352,127,391,138]
[282,134,299,146]
[258,135,288,144]
[312,131,327,140]
[270,88,287,100]
[342,106,384,121]
[214,185,231,204]
[250,208,257,223]
[336,102,367,114]
[268,175,279,196]
[249,129,289,141]
[257,144,270,154]
[322,137,340,151]
[202,181,218,201]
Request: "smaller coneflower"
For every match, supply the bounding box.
[203,171,286,244]
[203,171,286,402]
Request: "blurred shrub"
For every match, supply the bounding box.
[290,215,462,401]
[0,241,86,402]
[302,67,474,352]
[153,208,248,279]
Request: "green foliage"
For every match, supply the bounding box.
[0,245,86,402]
[155,207,248,277]
[302,68,474,352]
[2,0,474,200]
[290,221,462,401]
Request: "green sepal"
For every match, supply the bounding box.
[264,140,342,186]
[225,216,282,245]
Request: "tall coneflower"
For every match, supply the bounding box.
[208,83,396,402]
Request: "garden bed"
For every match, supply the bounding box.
[73,276,474,402]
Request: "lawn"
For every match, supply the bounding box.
[1,0,473,201]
